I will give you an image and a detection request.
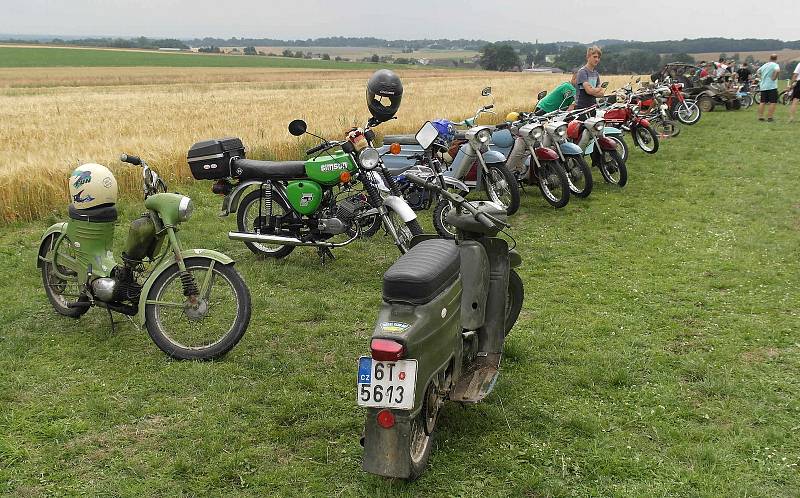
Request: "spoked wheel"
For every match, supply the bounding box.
[752,92,760,105]
[406,382,438,481]
[144,257,251,360]
[40,233,89,318]
[562,154,593,198]
[236,187,295,259]
[597,149,628,187]
[433,198,458,239]
[633,125,660,154]
[652,118,680,138]
[536,161,570,208]
[484,164,520,215]
[779,90,792,105]
[504,269,524,337]
[385,210,423,254]
[607,135,629,163]
[676,101,702,124]
[739,95,753,109]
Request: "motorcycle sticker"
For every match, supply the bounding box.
[300,193,314,206]
[72,190,95,203]
[320,162,349,172]
[379,321,409,334]
[72,170,92,189]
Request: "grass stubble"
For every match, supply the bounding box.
[0,62,798,496]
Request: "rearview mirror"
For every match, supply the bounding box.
[481,87,492,97]
[288,119,307,136]
[415,121,440,150]
[536,90,547,100]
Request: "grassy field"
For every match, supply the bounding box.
[253,46,479,60]
[0,64,636,223]
[1,105,798,496]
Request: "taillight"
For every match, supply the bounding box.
[370,339,405,361]
[376,409,395,429]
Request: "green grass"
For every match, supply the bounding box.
[1,107,799,496]
[0,46,412,69]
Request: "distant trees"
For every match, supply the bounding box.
[479,43,520,71]
[243,46,257,55]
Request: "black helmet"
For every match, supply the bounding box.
[366,69,403,123]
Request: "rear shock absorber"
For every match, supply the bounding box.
[259,180,273,230]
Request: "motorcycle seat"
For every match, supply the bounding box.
[382,239,460,305]
[231,158,307,180]
[382,135,419,146]
[68,204,118,222]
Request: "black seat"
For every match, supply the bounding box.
[383,239,460,305]
[231,158,307,181]
[68,204,118,222]
[382,135,420,146]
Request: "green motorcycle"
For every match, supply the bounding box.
[37,154,251,360]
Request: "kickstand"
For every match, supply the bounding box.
[106,307,116,334]
[317,246,336,265]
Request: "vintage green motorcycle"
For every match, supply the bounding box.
[37,154,251,360]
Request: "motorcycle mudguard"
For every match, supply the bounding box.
[137,249,235,326]
[442,176,469,194]
[637,118,651,128]
[482,150,506,164]
[558,142,583,156]
[597,136,619,151]
[534,147,559,161]
[383,195,417,223]
[490,128,515,157]
[223,180,290,216]
[37,222,68,267]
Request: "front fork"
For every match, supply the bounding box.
[166,228,207,300]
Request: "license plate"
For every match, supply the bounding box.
[356,357,417,410]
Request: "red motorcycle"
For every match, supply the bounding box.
[663,80,701,125]
[600,99,660,154]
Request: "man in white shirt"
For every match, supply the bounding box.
[714,57,728,78]
[789,61,800,123]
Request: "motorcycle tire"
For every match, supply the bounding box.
[633,125,660,154]
[725,99,742,111]
[405,382,438,481]
[697,96,715,113]
[144,257,251,361]
[739,95,753,109]
[598,149,628,187]
[385,210,423,254]
[484,164,521,215]
[505,269,524,337]
[753,92,760,105]
[607,135,629,163]
[676,101,702,125]
[536,160,570,208]
[237,187,295,259]
[563,154,593,198]
[433,198,458,239]
[652,118,681,138]
[40,233,90,318]
[779,90,791,105]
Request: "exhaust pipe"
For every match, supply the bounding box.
[228,231,359,248]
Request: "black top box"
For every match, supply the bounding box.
[187,137,245,180]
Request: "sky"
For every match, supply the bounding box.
[1,0,798,43]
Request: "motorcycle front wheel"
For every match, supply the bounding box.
[536,160,570,208]
[676,101,702,125]
[598,149,628,187]
[607,135,629,163]
[384,210,423,254]
[652,118,680,138]
[505,269,524,337]
[484,164,521,215]
[144,257,251,360]
[739,95,753,109]
[237,188,295,259]
[563,154,593,198]
[633,125,660,154]
[40,233,89,318]
[433,198,458,239]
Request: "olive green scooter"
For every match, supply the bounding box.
[37,154,251,360]
[356,122,525,481]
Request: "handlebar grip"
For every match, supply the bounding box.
[494,122,510,130]
[474,212,496,229]
[404,174,428,188]
[306,142,330,155]
[484,104,494,110]
[120,153,141,166]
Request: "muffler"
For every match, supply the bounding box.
[227,231,358,248]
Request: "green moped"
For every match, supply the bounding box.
[37,154,251,360]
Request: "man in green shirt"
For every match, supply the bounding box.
[535,73,577,115]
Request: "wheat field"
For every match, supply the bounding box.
[0,67,635,223]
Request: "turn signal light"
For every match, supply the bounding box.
[370,339,405,361]
[377,409,395,429]
[339,171,351,183]
[389,142,401,155]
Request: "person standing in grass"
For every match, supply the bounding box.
[757,54,781,122]
[575,46,604,112]
[535,72,577,115]
[788,61,800,123]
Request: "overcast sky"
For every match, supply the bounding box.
[2,0,798,43]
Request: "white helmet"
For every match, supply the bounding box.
[69,163,118,209]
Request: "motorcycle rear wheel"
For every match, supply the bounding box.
[676,101,702,125]
[536,160,570,208]
[237,188,295,259]
[633,125,660,154]
[505,269,524,337]
[652,118,680,138]
[598,150,628,187]
[144,257,251,360]
[406,382,438,481]
[484,164,520,215]
[40,233,90,318]
[563,154,593,198]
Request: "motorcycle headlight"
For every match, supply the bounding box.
[555,124,567,137]
[476,129,492,143]
[359,148,380,170]
[178,196,194,222]
[528,126,544,140]
[593,121,605,132]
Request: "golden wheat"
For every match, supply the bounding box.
[0,68,636,223]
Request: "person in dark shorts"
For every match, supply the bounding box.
[757,54,781,122]
[736,62,751,84]
[790,61,800,123]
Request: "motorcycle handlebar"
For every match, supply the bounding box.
[306,142,332,155]
[404,174,509,229]
[120,153,142,166]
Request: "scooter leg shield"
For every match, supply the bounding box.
[479,237,510,354]
[362,411,413,478]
